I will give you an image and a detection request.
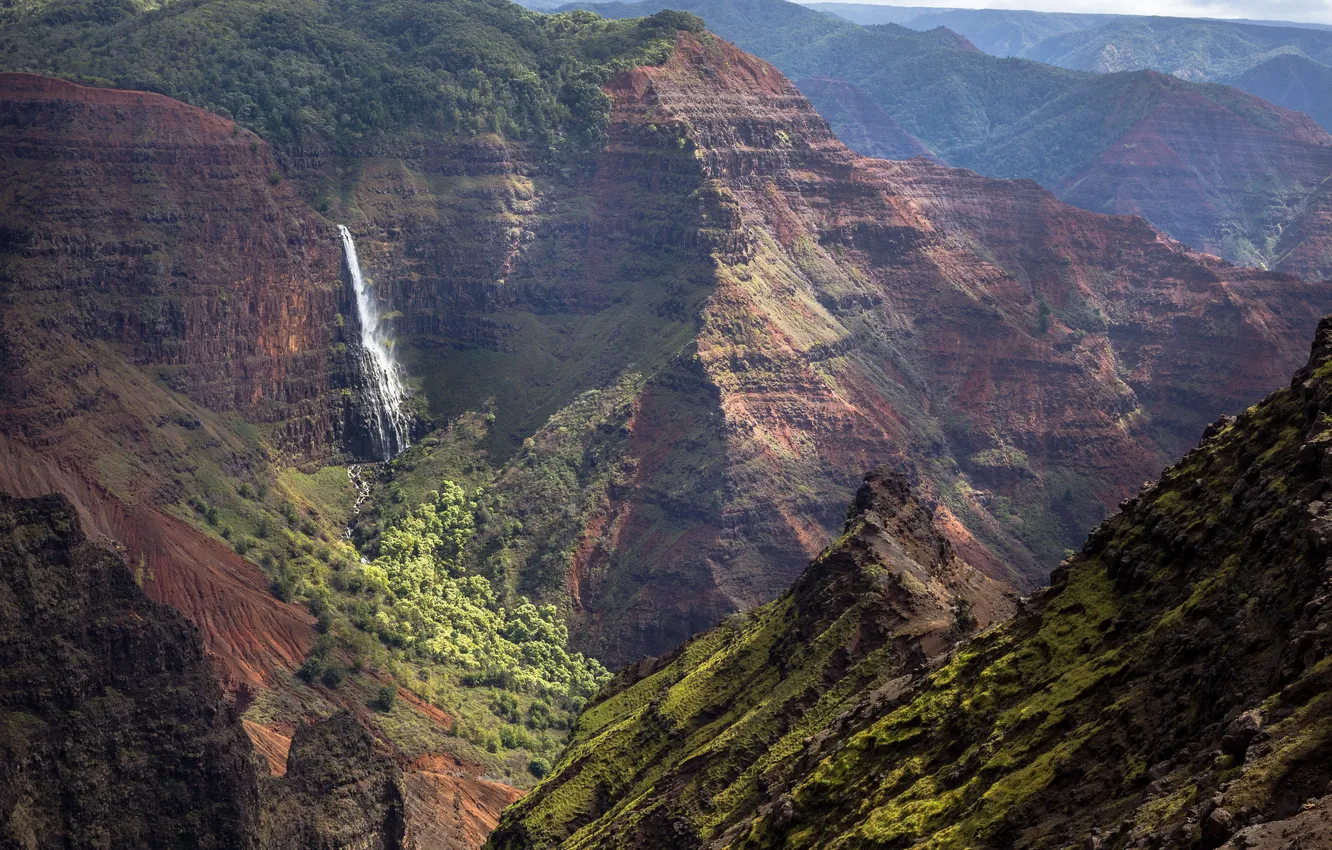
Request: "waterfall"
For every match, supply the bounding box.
[339,225,409,460]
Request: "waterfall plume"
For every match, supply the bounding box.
[339,225,409,460]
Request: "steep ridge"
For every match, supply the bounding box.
[1048,71,1332,265]
[488,307,1332,850]
[261,711,407,850]
[519,31,1332,664]
[802,3,1121,55]
[1023,17,1332,84]
[489,468,1016,848]
[565,0,1332,271]
[1223,53,1332,134]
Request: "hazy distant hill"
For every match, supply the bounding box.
[801,4,1332,132]
[803,3,1121,55]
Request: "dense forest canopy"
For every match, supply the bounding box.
[0,0,702,147]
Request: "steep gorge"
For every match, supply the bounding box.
[491,294,1332,850]
[468,32,1332,664]
[9,16,1332,850]
[0,70,526,847]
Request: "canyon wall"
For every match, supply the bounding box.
[528,33,1332,663]
[0,73,345,455]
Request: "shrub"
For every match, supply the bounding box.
[373,685,397,712]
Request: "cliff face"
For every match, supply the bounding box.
[0,492,261,849]
[0,493,415,850]
[488,299,1332,850]
[347,31,1332,668]
[261,711,407,850]
[0,71,338,690]
[0,73,345,455]
[525,33,1332,663]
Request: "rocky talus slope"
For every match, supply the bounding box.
[488,312,1332,850]
[0,492,410,849]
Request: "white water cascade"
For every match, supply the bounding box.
[338,225,410,460]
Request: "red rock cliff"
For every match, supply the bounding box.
[0,73,342,686]
[559,33,1332,663]
[0,72,343,455]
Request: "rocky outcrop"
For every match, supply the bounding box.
[404,759,525,850]
[261,711,407,850]
[488,306,1332,850]
[0,493,415,849]
[488,467,1016,849]
[0,492,261,849]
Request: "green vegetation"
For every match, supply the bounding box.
[357,481,609,698]
[492,323,1332,846]
[0,0,702,148]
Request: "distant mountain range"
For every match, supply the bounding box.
[806,4,1332,132]
[555,0,1332,273]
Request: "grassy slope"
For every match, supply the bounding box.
[488,469,1016,849]
[492,317,1332,848]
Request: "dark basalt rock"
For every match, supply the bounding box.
[0,492,260,849]
[0,492,409,850]
[261,711,408,850]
